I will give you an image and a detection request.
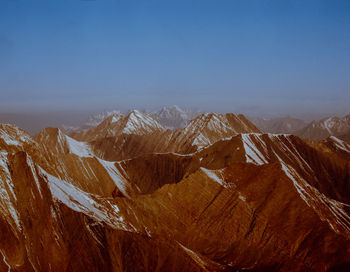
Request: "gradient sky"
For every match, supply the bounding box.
[1,0,350,117]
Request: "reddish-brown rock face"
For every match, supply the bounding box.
[70,111,260,161]
[0,113,350,271]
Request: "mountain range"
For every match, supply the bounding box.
[0,109,350,271]
[295,115,350,141]
[63,106,202,133]
[63,106,350,144]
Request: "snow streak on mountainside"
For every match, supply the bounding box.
[168,112,261,152]
[0,124,35,147]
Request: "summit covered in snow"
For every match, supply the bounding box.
[63,106,201,133]
[150,105,202,129]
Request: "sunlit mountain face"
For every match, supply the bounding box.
[1,106,350,271]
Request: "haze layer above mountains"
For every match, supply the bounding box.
[2,106,349,143]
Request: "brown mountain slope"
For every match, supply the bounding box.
[295,115,350,141]
[0,151,212,272]
[83,112,260,161]
[1,121,350,271]
[71,110,165,142]
[113,162,350,271]
[194,133,350,205]
[35,127,201,198]
[164,113,260,154]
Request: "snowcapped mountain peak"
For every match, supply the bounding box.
[171,105,183,111]
[152,105,201,129]
[159,105,186,114]
[63,106,202,133]
[63,110,124,133]
[122,110,164,135]
[103,113,123,125]
[296,113,350,141]
[86,110,122,127]
[157,105,186,117]
[126,109,143,117]
[35,127,94,157]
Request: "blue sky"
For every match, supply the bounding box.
[0,0,350,117]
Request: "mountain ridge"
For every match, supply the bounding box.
[0,111,350,271]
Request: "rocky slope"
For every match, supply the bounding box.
[295,115,350,141]
[71,111,260,161]
[0,114,350,271]
[71,110,165,142]
[250,116,307,134]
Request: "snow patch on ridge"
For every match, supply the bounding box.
[0,125,33,147]
[0,134,21,146]
[97,158,129,197]
[178,243,209,271]
[0,151,21,231]
[66,135,94,158]
[323,117,336,134]
[276,153,350,235]
[201,168,224,185]
[123,110,164,134]
[41,168,128,230]
[26,156,43,198]
[330,136,350,153]
[111,115,122,123]
[241,134,268,165]
[200,168,229,188]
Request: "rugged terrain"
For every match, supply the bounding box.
[250,116,307,134]
[0,111,350,272]
[294,115,350,142]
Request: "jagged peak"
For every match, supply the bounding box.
[187,112,249,132]
[38,126,62,135]
[36,127,66,143]
[0,123,34,147]
[328,136,350,153]
[36,127,94,157]
[189,112,220,124]
[103,113,124,124]
[125,109,142,116]
[121,110,164,134]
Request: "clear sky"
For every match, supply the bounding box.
[1,0,350,117]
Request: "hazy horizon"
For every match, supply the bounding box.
[1,0,350,118]
[1,104,349,136]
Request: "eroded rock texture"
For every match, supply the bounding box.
[0,113,349,271]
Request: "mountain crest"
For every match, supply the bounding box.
[0,124,35,148]
[119,110,164,135]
